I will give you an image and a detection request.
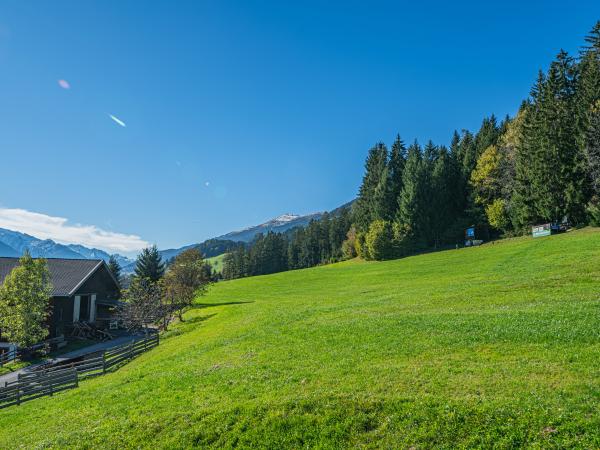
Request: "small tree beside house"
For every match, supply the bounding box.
[118,247,210,332]
[163,248,210,323]
[0,252,53,348]
[117,277,165,332]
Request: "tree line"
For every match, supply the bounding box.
[222,209,351,279]
[222,21,600,274]
[351,22,600,260]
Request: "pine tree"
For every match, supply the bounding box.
[430,147,459,245]
[107,255,122,290]
[420,141,438,245]
[578,22,600,199]
[587,102,600,194]
[388,134,407,213]
[134,245,166,282]
[372,165,393,221]
[457,130,477,177]
[353,143,389,230]
[474,115,501,160]
[396,141,426,240]
[513,51,590,227]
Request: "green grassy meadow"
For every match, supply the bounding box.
[206,253,225,274]
[0,229,599,448]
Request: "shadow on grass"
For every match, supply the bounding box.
[163,313,218,339]
[184,313,218,325]
[195,301,254,309]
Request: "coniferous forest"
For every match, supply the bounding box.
[223,21,600,279]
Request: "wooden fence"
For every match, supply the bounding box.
[0,333,159,410]
[0,368,78,409]
[0,349,20,367]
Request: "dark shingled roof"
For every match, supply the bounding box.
[0,257,104,297]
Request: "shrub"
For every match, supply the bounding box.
[364,220,395,260]
[485,198,509,231]
[341,227,358,260]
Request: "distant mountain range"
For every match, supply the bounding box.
[156,211,329,264]
[0,202,353,273]
[0,228,134,269]
[216,212,323,243]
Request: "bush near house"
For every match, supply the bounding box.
[0,252,52,348]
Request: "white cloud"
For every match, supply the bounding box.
[0,208,149,253]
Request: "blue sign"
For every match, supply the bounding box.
[466,227,475,238]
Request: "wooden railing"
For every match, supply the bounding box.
[0,368,78,408]
[0,334,159,409]
[0,349,20,367]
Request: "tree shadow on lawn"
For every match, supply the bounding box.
[164,313,219,339]
[195,301,254,309]
[184,313,218,325]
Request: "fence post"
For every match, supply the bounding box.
[102,352,107,374]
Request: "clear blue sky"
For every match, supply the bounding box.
[0,1,599,253]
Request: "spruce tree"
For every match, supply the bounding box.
[396,141,426,240]
[388,134,407,213]
[474,115,501,160]
[513,51,590,227]
[353,143,389,231]
[107,255,122,289]
[457,130,477,177]
[134,245,166,282]
[430,147,457,246]
[587,102,600,194]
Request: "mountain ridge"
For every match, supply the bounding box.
[0,202,353,271]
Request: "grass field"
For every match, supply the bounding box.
[206,253,225,274]
[0,229,599,448]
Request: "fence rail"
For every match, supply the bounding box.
[0,368,78,408]
[0,349,20,367]
[0,334,159,410]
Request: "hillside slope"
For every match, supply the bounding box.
[0,229,599,448]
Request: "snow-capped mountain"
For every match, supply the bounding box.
[0,228,134,268]
[0,201,354,273]
[216,212,323,243]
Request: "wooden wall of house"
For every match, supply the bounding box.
[74,265,120,301]
[49,297,73,338]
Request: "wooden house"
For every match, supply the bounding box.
[0,258,121,339]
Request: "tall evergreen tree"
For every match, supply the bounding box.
[457,130,477,177]
[430,146,460,246]
[107,255,122,290]
[388,134,407,212]
[396,142,427,241]
[353,143,389,230]
[134,245,166,282]
[474,115,501,160]
[513,51,590,227]
[587,102,600,194]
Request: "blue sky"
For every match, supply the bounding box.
[0,1,599,254]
